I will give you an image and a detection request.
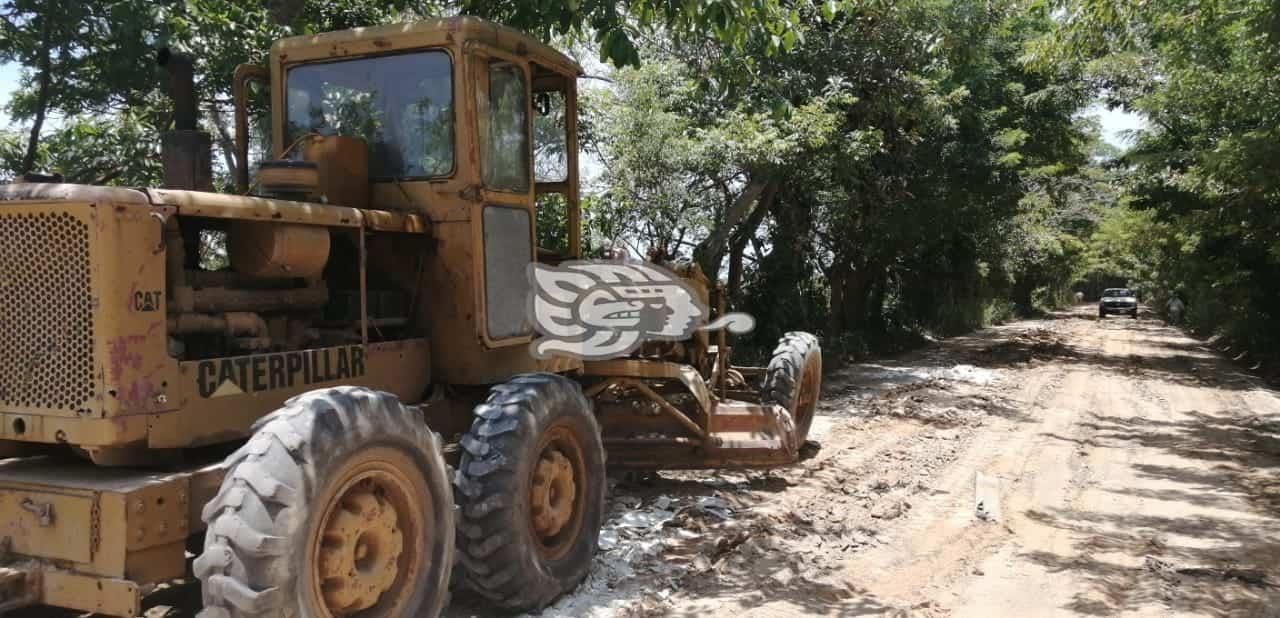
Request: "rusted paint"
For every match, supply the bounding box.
[107,336,146,386]
[106,320,165,408]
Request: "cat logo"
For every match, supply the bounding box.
[133,290,162,312]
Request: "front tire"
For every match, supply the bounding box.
[453,373,605,611]
[194,387,454,618]
[762,332,823,444]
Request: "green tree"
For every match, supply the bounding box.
[587,0,1092,355]
[0,0,158,173]
[1047,0,1280,361]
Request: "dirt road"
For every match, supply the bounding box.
[28,306,1280,617]
[498,306,1280,617]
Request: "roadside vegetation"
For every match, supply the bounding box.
[0,0,1274,369]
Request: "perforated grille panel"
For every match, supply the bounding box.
[0,210,95,411]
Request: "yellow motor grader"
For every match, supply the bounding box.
[0,17,821,617]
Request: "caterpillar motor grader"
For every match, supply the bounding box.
[0,17,822,617]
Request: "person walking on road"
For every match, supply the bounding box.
[1167,294,1185,325]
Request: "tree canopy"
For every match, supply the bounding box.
[0,0,1276,368]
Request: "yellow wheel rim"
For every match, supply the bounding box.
[528,423,587,560]
[308,447,429,617]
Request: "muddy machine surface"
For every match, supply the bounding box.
[0,18,822,617]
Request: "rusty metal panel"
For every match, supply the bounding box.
[0,183,149,205]
[0,414,147,448]
[226,220,331,279]
[41,569,140,617]
[270,17,581,79]
[302,135,369,209]
[95,204,180,421]
[0,486,94,563]
[118,479,190,552]
[146,188,365,227]
[149,339,431,448]
[0,456,207,587]
[0,200,179,439]
[362,209,428,233]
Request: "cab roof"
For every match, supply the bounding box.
[271,17,582,77]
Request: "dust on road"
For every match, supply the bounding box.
[491,306,1280,617]
[38,307,1280,617]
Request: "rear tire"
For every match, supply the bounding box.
[194,387,454,618]
[762,332,823,444]
[453,373,605,611]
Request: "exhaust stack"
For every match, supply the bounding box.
[158,48,212,190]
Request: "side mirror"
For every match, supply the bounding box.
[233,64,270,193]
[534,91,553,116]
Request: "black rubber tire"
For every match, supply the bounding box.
[762,331,823,444]
[193,387,454,618]
[1131,310,1139,319]
[453,373,605,611]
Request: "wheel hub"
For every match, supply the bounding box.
[317,480,404,613]
[530,449,577,538]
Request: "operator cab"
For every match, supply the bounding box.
[229,18,585,384]
[236,17,582,261]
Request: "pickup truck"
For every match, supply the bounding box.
[1099,288,1139,319]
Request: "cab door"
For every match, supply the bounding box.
[470,47,537,347]
[530,63,581,262]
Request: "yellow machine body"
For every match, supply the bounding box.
[0,18,802,616]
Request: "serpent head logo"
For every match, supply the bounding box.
[528,261,755,360]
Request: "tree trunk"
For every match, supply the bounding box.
[868,272,888,331]
[693,177,772,276]
[842,266,871,335]
[20,18,54,175]
[828,262,849,334]
[726,184,776,301]
[829,258,872,336]
[210,106,239,185]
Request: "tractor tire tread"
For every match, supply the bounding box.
[453,373,605,611]
[196,387,452,618]
[762,331,822,443]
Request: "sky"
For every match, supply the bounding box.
[0,61,1148,147]
[1086,102,1147,147]
[0,62,18,128]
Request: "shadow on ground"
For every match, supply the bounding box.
[1024,375,1280,616]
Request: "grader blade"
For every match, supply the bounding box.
[705,400,802,467]
[605,400,801,470]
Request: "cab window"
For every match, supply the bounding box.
[533,90,568,183]
[479,61,530,192]
[285,51,454,179]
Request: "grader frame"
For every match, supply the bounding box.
[0,18,816,616]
